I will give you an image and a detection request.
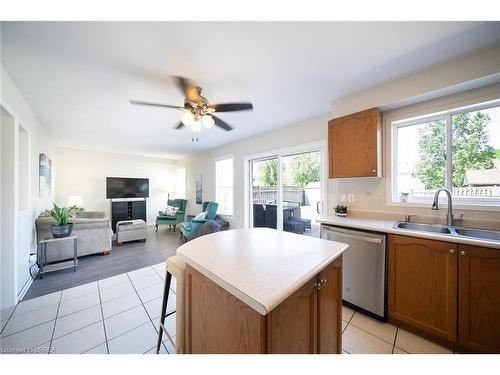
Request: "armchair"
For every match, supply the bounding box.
[155,199,187,232]
[180,201,218,242]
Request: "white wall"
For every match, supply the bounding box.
[1,64,56,308]
[180,44,500,230]
[178,113,330,229]
[329,44,500,222]
[55,147,178,224]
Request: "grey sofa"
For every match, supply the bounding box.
[35,211,113,263]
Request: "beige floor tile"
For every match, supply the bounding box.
[1,304,58,337]
[101,292,141,319]
[51,321,106,354]
[393,346,409,354]
[342,324,393,354]
[342,306,354,322]
[350,313,397,344]
[61,282,98,302]
[82,343,108,354]
[395,329,452,354]
[14,292,61,316]
[53,305,102,339]
[107,322,157,354]
[342,320,347,333]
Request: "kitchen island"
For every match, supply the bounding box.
[176,228,349,354]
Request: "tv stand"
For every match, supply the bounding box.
[111,199,147,233]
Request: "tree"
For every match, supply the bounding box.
[416,111,496,189]
[261,159,278,186]
[290,153,320,187]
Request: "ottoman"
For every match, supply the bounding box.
[116,219,147,245]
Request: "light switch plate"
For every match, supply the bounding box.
[348,194,355,202]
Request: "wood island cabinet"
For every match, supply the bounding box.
[458,244,500,353]
[328,107,382,178]
[387,235,457,342]
[184,258,342,354]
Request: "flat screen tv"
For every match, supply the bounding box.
[106,177,149,199]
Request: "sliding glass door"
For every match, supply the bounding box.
[248,143,325,237]
[250,157,279,230]
[281,151,321,237]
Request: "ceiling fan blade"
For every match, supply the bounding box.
[212,115,233,131]
[129,100,183,109]
[174,121,185,130]
[172,75,200,101]
[210,102,253,112]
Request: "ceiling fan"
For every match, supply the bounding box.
[130,76,253,134]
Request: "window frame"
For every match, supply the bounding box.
[390,98,500,209]
[215,155,235,216]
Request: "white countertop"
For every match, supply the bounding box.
[176,228,349,315]
[318,215,500,249]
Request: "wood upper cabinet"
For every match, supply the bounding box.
[458,244,500,353]
[328,108,382,178]
[388,235,457,342]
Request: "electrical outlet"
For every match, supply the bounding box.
[348,194,355,203]
[340,194,346,202]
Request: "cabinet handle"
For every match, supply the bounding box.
[460,251,467,256]
[372,169,376,173]
[314,283,321,290]
[449,249,455,254]
[321,278,327,285]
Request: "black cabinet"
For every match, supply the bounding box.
[111,200,147,232]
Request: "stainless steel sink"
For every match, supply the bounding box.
[394,222,452,234]
[455,228,500,241]
[394,221,500,243]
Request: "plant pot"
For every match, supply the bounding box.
[335,213,347,217]
[50,223,73,238]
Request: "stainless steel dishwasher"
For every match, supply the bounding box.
[321,225,387,321]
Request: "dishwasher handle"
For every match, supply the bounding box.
[327,231,383,244]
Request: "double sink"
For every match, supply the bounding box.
[394,221,500,242]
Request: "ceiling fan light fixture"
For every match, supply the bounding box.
[201,114,215,129]
[191,120,202,133]
[181,111,195,127]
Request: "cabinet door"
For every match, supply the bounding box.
[318,258,342,354]
[388,235,457,341]
[328,108,381,178]
[458,245,500,353]
[267,277,318,353]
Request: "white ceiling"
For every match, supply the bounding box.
[1,22,499,159]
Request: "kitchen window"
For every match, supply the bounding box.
[392,100,500,206]
[215,156,234,215]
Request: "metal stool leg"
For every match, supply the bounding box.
[156,271,173,353]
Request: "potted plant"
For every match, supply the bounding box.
[50,203,78,238]
[335,205,348,217]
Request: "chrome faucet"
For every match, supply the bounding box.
[431,188,463,226]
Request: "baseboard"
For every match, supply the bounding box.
[17,275,34,303]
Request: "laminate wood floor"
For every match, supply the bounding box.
[23,226,180,301]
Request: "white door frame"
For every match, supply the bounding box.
[243,140,328,230]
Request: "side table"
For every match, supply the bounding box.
[38,235,78,278]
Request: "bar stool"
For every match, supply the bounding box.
[156,256,185,354]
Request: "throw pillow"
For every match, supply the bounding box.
[162,205,179,217]
[194,212,207,220]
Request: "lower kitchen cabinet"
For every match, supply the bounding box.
[458,244,500,353]
[388,234,500,353]
[387,235,457,342]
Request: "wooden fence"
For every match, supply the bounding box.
[253,186,305,204]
